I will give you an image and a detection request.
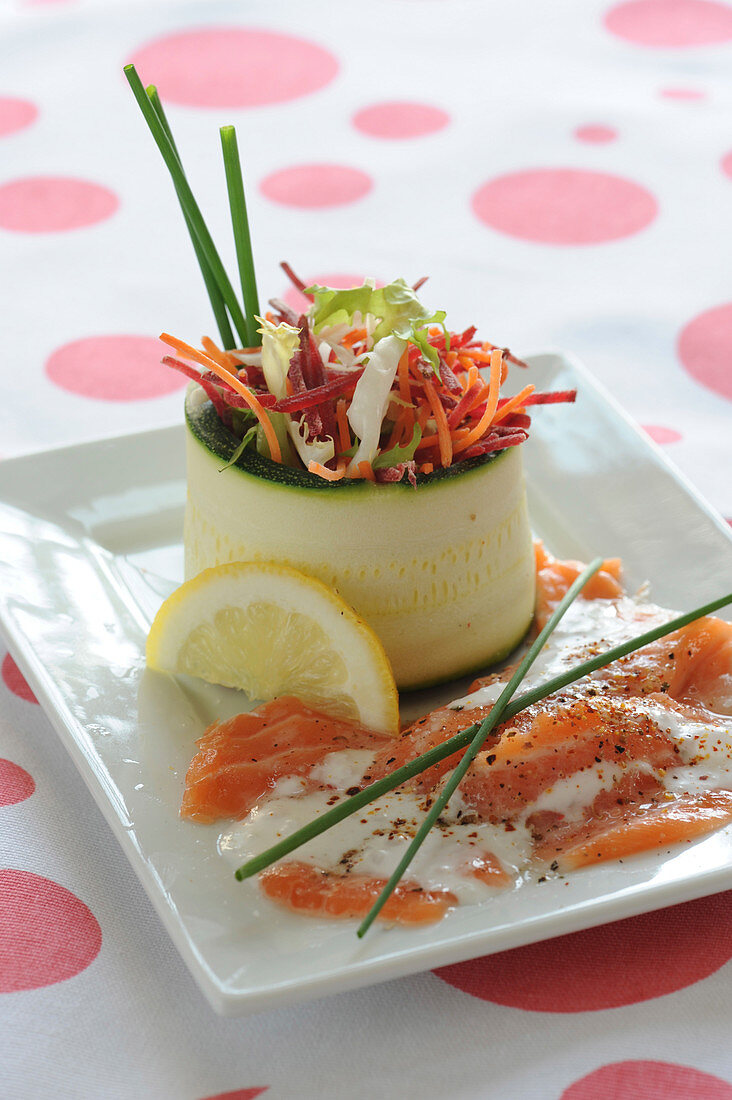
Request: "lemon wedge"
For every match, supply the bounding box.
[146,561,400,735]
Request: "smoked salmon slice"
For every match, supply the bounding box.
[259,861,457,924]
[459,696,681,822]
[180,548,732,926]
[534,541,624,630]
[181,696,388,823]
[591,616,732,713]
[464,852,512,887]
[369,702,497,794]
[546,790,732,870]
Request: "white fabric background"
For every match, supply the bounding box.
[1,1,731,1097]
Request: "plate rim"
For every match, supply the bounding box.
[1,347,731,1016]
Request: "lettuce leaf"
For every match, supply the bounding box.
[256,315,300,399]
[218,424,258,472]
[287,418,335,468]
[347,334,406,469]
[306,278,446,356]
[372,424,422,469]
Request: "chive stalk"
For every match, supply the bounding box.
[357,557,603,936]
[234,587,732,885]
[146,86,236,351]
[220,126,261,347]
[123,64,250,346]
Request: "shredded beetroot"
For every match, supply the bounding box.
[502,412,532,430]
[516,389,577,406]
[163,356,233,426]
[438,359,463,394]
[280,261,311,297]
[376,461,418,488]
[461,430,528,459]
[456,325,477,347]
[272,369,364,414]
[268,297,299,325]
[447,382,483,429]
[167,273,577,483]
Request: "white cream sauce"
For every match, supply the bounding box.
[218,594,732,902]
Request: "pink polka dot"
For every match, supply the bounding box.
[660,86,706,99]
[2,654,38,704]
[561,1061,732,1099]
[129,29,338,108]
[721,151,732,178]
[282,272,385,314]
[45,335,186,402]
[574,124,618,143]
[261,165,372,209]
[0,870,101,991]
[642,423,682,443]
[678,303,732,401]
[352,101,450,139]
[0,97,38,137]
[434,891,732,1011]
[472,168,657,245]
[604,1,732,47]
[0,760,35,807]
[0,176,118,233]
[199,1090,268,1100]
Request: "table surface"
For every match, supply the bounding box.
[1,1,731,1098]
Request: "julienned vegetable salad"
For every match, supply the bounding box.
[162,270,576,486]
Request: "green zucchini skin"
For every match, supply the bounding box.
[185,395,504,492]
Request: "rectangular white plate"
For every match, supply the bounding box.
[1,351,731,1016]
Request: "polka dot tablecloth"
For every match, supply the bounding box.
[1,1,731,1097]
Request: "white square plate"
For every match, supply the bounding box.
[1,351,731,1016]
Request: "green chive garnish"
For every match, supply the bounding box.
[220,126,260,347]
[124,64,250,347]
[234,587,732,893]
[357,556,603,936]
[145,85,235,351]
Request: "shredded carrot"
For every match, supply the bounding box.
[423,380,452,467]
[460,348,494,364]
[467,382,492,412]
[385,405,408,450]
[335,398,351,453]
[418,427,470,450]
[414,399,430,429]
[397,348,411,402]
[160,332,282,464]
[452,349,503,456]
[342,327,367,349]
[491,384,536,425]
[161,332,219,371]
[307,461,345,482]
[201,336,238,371]
[357,460,376,482]
[420,462,434,475]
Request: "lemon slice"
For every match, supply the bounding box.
[146,561,399,735]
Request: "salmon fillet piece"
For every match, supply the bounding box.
[459,695,681,822]
[595,616,732,713]
[369,702,497,794]
[259,861,457,924]
[534,541,624,630]
[464,851,512,887]
[181,696,388,824]
[180,548,732,924]
[547,790,732,870]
